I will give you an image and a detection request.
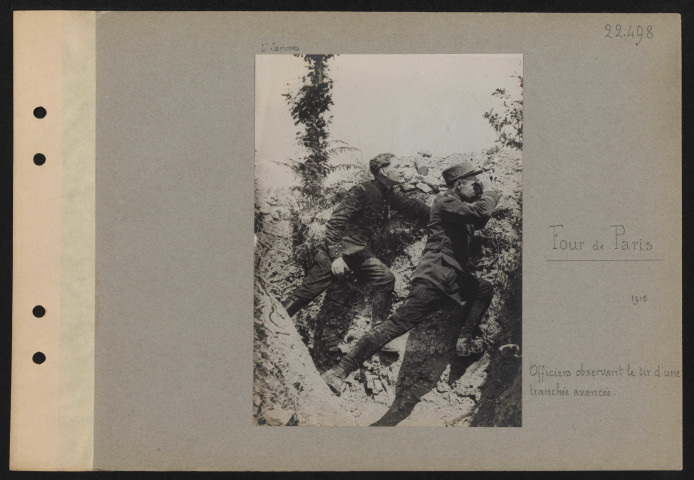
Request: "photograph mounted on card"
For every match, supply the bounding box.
[11,11,681,471]
[254,54,523,426]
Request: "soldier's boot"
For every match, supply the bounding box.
[281,296,307,317]
[456,333,485,357]
[321,365,347,396]
[371,291,401,354]
[456,317,486,357]
[456,280,493,357]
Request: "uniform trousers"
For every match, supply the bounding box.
[289,248,396,305]
[339,272,493,374]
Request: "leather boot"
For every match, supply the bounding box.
[456,284,493,356]
[456,333,484,357]
[371,291,400,354]
[321,365,347,396]
[281,296,305,317]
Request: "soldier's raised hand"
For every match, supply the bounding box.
[478,173,495,193]
[331,257,350,278]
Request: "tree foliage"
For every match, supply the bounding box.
[283,54,338,198]
[483,75,523,150]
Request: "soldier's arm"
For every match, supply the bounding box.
[389,191,431,224]
[324,185,364,260]
[439,191,501,229]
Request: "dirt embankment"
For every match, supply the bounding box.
[254,148,522,426]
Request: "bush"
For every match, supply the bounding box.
[483,75,523,150]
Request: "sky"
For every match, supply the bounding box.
[256,54,522,187]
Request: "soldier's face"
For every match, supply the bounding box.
[456,177,479,201]
[379,161,405,185]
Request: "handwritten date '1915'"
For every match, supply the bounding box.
[605,24,653,45]
[631,295,647,305]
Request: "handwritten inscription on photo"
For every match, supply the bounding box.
[604,24,653,46]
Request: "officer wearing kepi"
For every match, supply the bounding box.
[281,153,430,352]
[321,160,501,395]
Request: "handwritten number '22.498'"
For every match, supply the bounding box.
[605,24,653,46]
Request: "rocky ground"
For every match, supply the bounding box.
[254,147,522,426]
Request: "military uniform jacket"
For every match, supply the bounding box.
[324,180,430,261]
[412,189,501,305]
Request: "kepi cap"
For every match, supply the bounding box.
[442,160,483,187]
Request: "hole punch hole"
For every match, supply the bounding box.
[32,305,45,318]
[33,153,46,166]
[33,352,46,365]
[33,106,47,119]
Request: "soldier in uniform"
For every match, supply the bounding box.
[281,153,430,351]
[321,160,501,394]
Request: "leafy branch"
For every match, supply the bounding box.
[282,54,338,198]
[483,75,523,150]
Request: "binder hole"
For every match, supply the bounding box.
[32,305,45,318]
[33,352,46,364]
[33,154,46,166]
[33,107,47,119]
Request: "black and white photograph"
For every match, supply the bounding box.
[254,54,522,426]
